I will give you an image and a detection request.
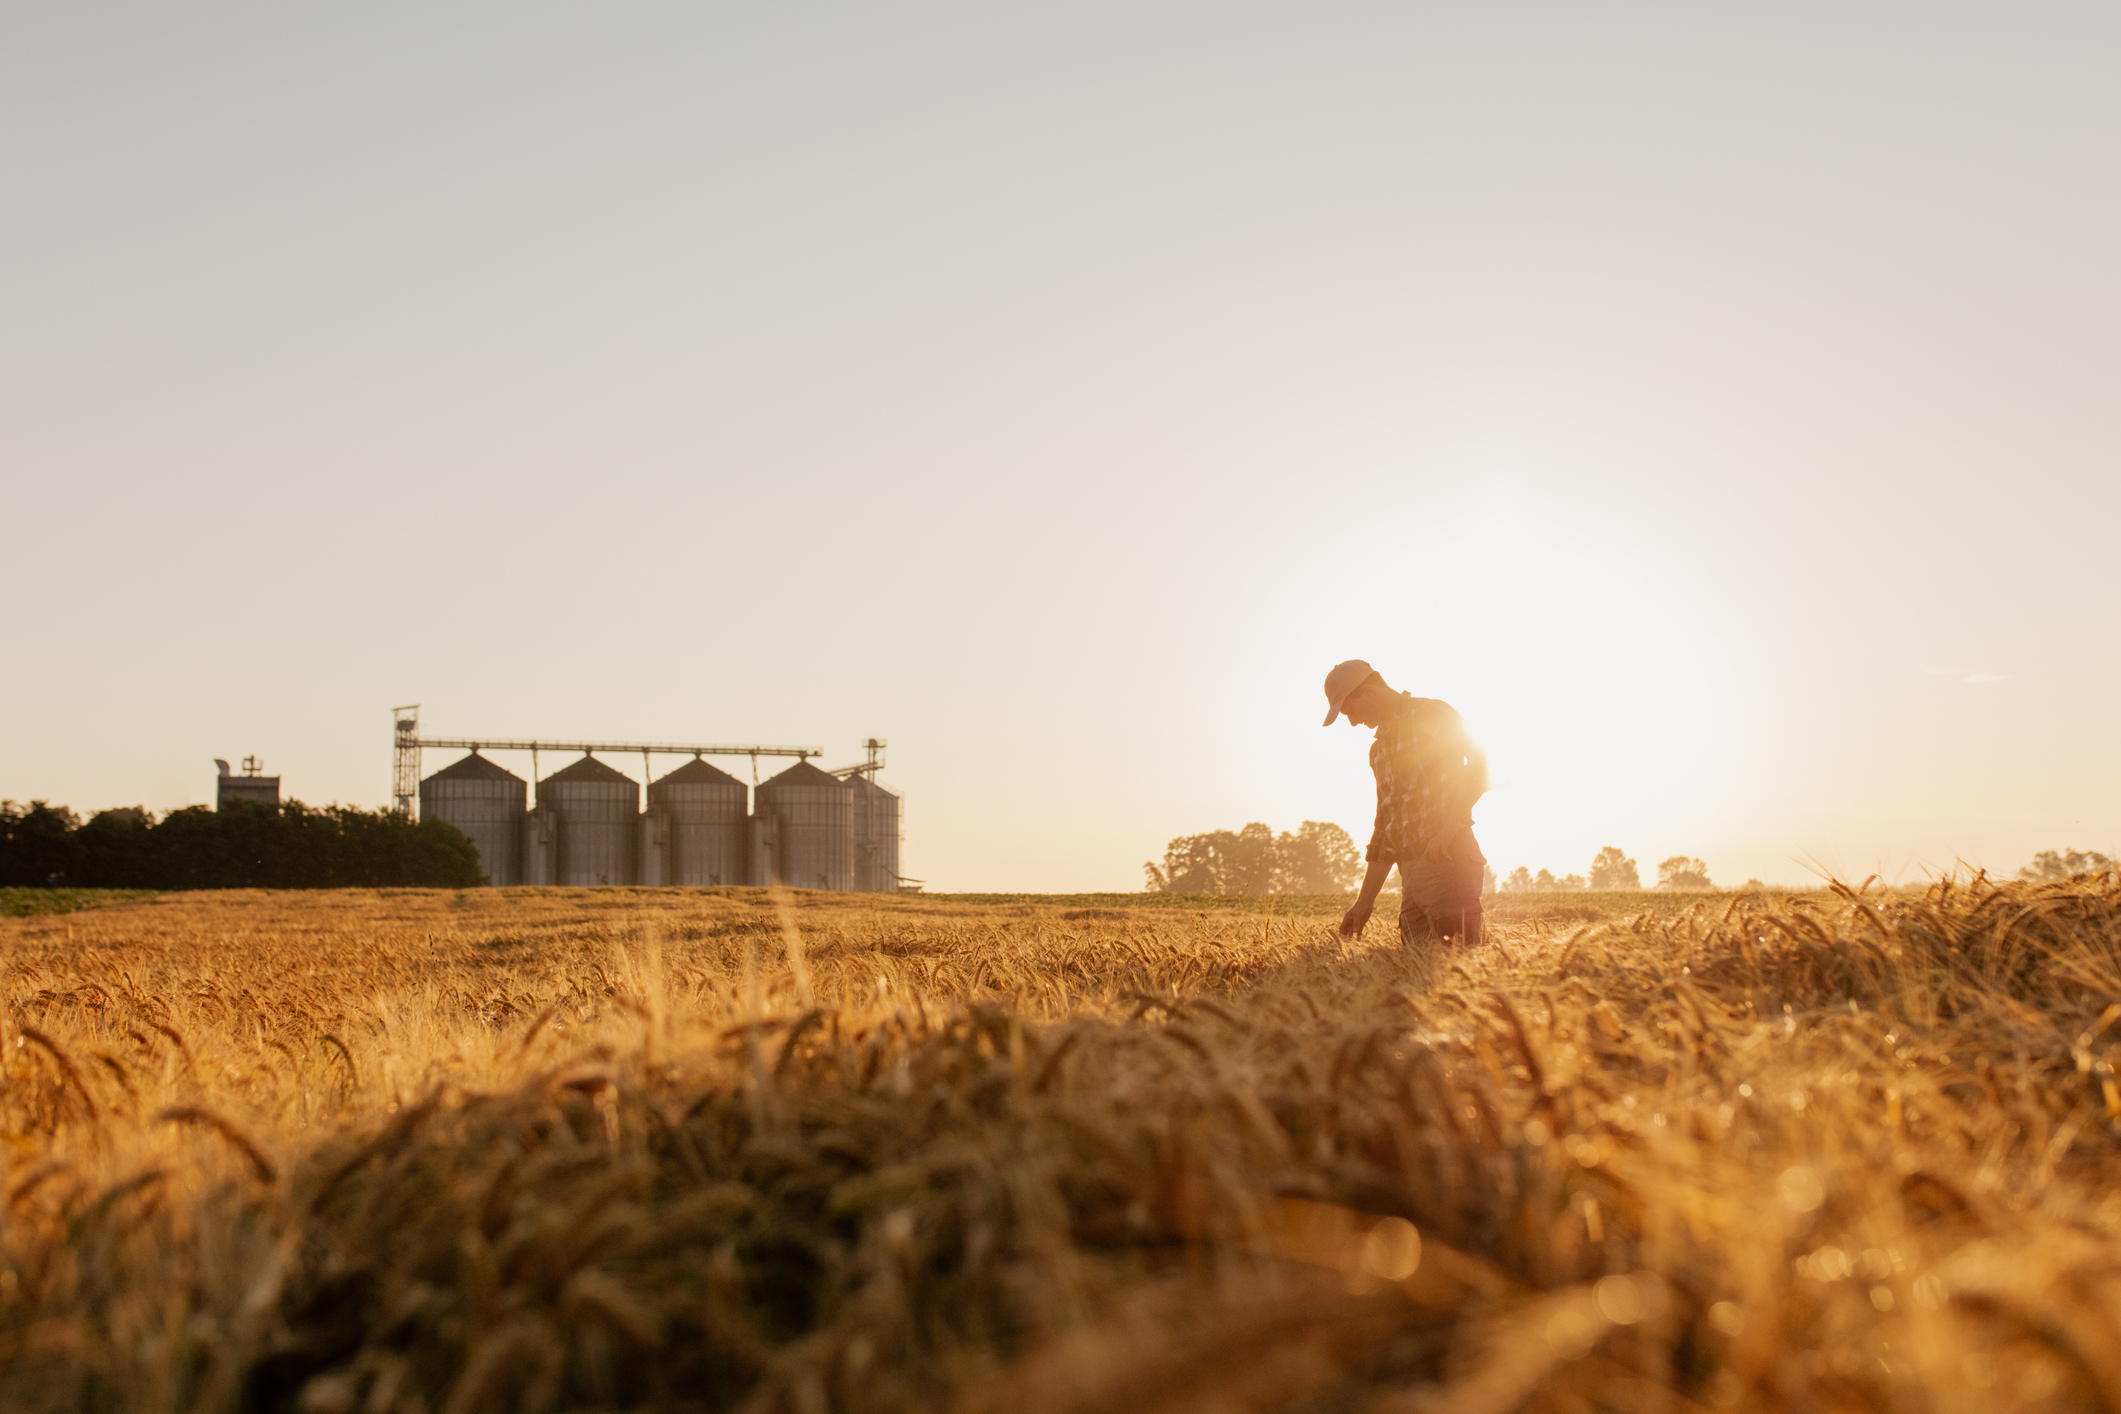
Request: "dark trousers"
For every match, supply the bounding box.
[1397,833,1486,944]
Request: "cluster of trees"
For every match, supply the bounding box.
[1656,856,1713,889]
[1500,848,1719,893]
[0,799,483,890]
[1494,845,2121,894]
[1144,820,1363,895]
[2021,848,2117,881]
[1501,867,1586,893]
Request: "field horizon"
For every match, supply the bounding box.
[3,881,1839,921]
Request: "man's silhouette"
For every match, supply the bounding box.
[1322,659,1489,945]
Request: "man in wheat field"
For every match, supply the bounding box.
[1323,659,1490,947]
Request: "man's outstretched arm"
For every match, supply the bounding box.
[1340,853,1395,937]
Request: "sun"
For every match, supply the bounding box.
[1298,502,1745,874]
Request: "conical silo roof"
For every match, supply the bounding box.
[655,758,744,789]
[428,752,523,783]
[759,760,845,791]
[543,755,635,785]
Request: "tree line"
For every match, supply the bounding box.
[1496,845,2119,894]
[1500,848,1721,893]
[1144,821,1364,895]
[0,799,484,890]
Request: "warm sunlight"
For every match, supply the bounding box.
[1297,491,1750,878]
[6,7,2119,1408]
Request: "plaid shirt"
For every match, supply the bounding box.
[1366,694,1488,866]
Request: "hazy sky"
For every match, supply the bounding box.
[5,4,2116,891]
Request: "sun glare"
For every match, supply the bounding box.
[1309,500,1745,872]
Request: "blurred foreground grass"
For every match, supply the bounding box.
[2,877,2116,1412]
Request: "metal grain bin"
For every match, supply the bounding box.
[650,757,747,886]
[540,755,639,886]
[849,774,900,893]
[419,752,526,885]
[754,760,851,890]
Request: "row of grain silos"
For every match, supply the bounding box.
[417,752,900,890]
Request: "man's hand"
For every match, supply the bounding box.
[1343,854,1392,940]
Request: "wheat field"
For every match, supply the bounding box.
[2,876,2118,1413]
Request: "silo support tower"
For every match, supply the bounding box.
[392,706,421,816]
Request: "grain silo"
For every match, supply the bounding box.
[418,752,526,885]
[754,760,851,890]
[540,755,638,885]
[650,757,748,886]
[849,774,900,893]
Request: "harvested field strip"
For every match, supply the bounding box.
[2,878,2119,1411]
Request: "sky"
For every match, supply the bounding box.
[3,3,2116,892]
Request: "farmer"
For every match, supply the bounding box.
[1322,659,1490,946]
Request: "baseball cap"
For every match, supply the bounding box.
[1322,659,1374,726]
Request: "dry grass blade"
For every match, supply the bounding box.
[155,1105,278,1184]
[18,1026,99,1121]
[319,1031,359,1090]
